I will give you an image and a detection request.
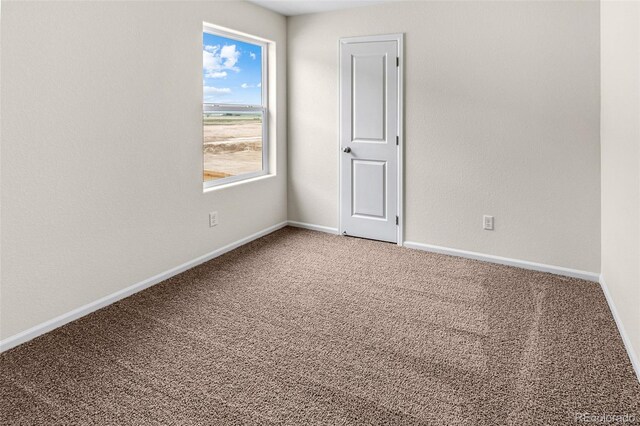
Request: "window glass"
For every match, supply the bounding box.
[202,28,266,187]
[203,110,263,181]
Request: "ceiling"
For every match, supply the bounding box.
[247,0,388,16]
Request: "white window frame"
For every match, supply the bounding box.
[202,24,268,189]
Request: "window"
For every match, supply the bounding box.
[202,25,268,188]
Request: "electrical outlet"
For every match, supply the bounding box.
[483,215,494,231]
[209,211,218,227]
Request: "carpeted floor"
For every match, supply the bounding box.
[1,227,639,425]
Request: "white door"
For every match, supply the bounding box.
[340,37,400,243]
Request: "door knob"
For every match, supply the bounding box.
[343,147,352,153]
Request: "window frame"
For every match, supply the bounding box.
[202,24,269,190]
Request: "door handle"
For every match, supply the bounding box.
[343,147,352,153]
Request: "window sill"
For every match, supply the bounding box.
[202,173,276,194]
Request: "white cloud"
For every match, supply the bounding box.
[241,83,261,89]
[203,44,240,78]
[249,52,256,60]
[207,71,227,79]
[203,86,231,102]
[204,86,231,95]
[220,45,240,70]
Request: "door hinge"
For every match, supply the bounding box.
[396,216,399,225]
[396,135,399,145]
[396,57,399,67]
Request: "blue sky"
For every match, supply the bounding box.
[203,32,262,105]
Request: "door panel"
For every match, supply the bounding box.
[352,160,387,219]
[352,55,386,142]
[340,39,398,243]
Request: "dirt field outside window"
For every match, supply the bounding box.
[203,114,263,181]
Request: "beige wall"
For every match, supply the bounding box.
[0,0,287,340]
[601,0,640,371]
[287,1,601,272]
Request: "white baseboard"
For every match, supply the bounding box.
[403,241,600,282]
[599,275,640,383]
[287,220,339,235]
[0,221,288,353]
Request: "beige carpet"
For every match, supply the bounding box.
[1,227,639,425]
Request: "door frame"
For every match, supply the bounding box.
[338,33,404,246]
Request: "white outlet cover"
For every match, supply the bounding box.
[483,215,494,230]
[209,211,218,227]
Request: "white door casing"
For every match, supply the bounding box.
[339,34,403,244]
